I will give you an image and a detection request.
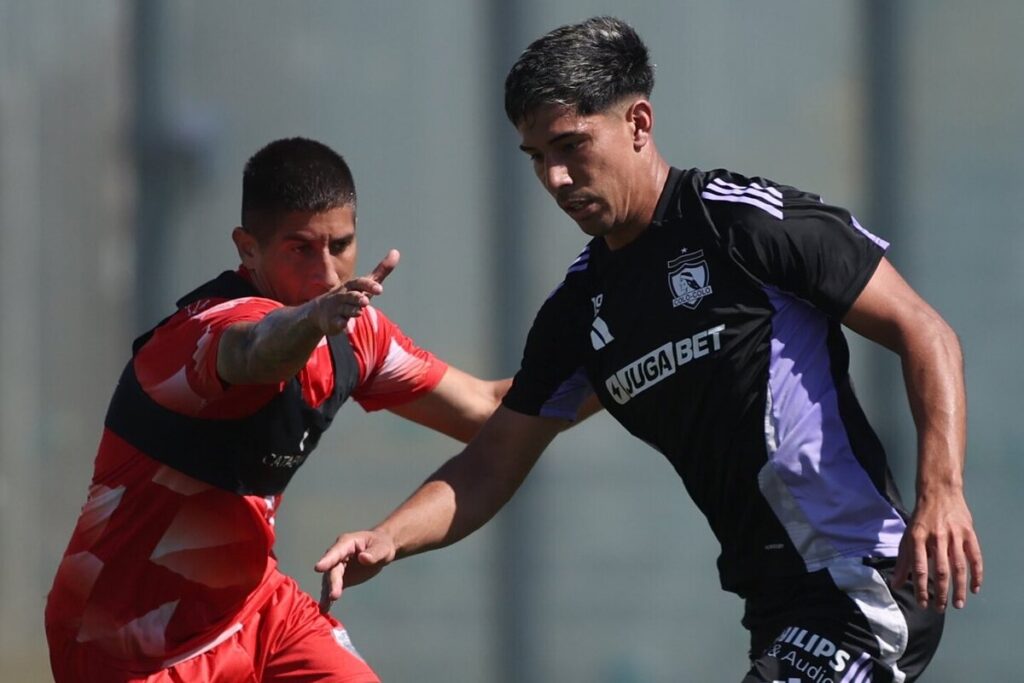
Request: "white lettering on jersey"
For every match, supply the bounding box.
[264,430,312,469]
[604,324,725,405]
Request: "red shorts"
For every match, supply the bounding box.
[48,574,380,682]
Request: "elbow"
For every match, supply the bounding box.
[896,309,962,370]
[921,310,961,355]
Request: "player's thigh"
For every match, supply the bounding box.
[262,619,379,683]
[258,577,380,683]
[741,559,943,683]
[48,628,258,683]
[743,618,892,683]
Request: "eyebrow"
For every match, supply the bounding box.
[281,230,354,243]
[280,232,317,242]
[519,131,583,153]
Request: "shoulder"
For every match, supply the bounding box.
[180,295,283,327]
[346,304,448,410]
[692,168,873,252]
[689,170,887,314]
[542,242,598,306]
[695,167,816,225]
[344,304,441,370]
[141,296,281,356]
[135,295,285,415]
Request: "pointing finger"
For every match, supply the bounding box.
[368,249,400,284]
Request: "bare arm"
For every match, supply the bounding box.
[574,392,604,423]
[315,406,564,608]
[217,250,399,385]
[387,367,512,443]
[381,406,561,555]
[842,257,982,611]
[388,367,602,443]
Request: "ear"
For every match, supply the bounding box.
[626,99,654,151]
[231,226,260,268]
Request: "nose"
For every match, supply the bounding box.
[314,247,341,290]
[544,162,572,193]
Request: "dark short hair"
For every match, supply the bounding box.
[241,137,356,242]
[504,16,654,127]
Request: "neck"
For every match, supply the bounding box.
[239,265,275,301]
[604,154,671,251]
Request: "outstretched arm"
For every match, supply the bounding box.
[315,406,563,610]
[843,257,982,612]
[217,250,399,385]
[388,368,602,443]
[387,367,513,443]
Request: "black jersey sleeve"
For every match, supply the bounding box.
[701,170,887,319]
[502,279,593,420]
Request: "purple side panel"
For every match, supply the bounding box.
[762,286,904,563]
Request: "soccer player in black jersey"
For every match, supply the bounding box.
[318,17,983,682]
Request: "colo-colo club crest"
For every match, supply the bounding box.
[667,249,712,309]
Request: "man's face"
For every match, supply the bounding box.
[233,205,358,306]
[517,102,645,243]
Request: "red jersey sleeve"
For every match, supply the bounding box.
[347,305,448,412]
[134,296,289,418]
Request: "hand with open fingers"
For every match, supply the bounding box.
[314,530,397,613]
[891,490,983,612]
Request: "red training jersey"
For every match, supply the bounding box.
[46,282,446,669]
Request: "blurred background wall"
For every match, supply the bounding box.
[1,1,1020,680]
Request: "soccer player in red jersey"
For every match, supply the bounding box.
[44,137,514,682]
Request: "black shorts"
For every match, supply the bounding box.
[740,557,944,683]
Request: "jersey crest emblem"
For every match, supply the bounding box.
[667,250,713,309]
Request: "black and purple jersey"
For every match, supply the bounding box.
[503,167,908,595]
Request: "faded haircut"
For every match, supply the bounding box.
[241,137,356,243]
[504,16,654,127]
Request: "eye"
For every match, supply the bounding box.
[329,237,353,255]
[562,139,583,153]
